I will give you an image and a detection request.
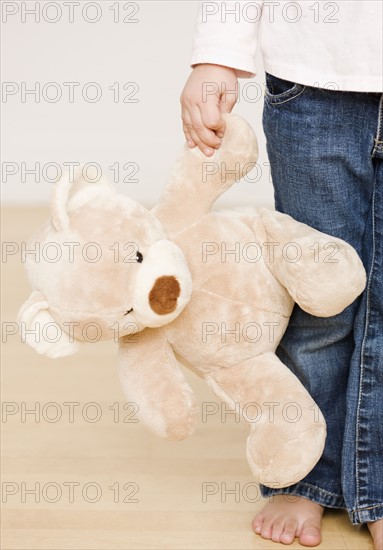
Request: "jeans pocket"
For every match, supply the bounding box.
[265,72,306,105]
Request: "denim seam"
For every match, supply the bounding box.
[266,86,307,106]
[292,482,344,502]
[353,503,383,512]
[376,94,383,142]
[350,503,383,525]
[261,481,345,508]
[372,94,383,156]
[355,162,377,510]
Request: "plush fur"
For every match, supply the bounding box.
[19,114,366,488]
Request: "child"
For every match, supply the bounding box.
[180,1,383,548]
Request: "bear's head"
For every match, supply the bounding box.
[18,168,192,357]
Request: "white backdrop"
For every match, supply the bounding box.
[1,0,273,207]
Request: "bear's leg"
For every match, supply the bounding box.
[204,352,326,487]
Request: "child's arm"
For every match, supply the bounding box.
[181,1,261,155]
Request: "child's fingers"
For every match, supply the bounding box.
[219,91,238,114]
[182,106,216,156]
[188,105,221,155]
[188,125,214,156]
[183,124,196,148]
[181,108,197,147]
[200,108,226,139]
[181,108,204,150]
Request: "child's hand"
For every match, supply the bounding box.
[180,64,238,156]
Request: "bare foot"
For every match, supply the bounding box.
[252,494,324,546]
[368,519,383,550]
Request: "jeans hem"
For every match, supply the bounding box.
[260,481,345,509]
[350,503,383,525]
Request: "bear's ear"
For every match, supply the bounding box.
[17,291,82,358]
[51,166,112,232]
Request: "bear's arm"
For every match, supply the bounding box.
[152,114,258,235]
[118,327,198,440]
[259,208,366,317]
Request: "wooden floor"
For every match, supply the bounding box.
[1,208,374,550]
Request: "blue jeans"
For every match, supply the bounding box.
[260,73,383,525]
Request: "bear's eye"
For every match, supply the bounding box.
[136,251,143,263]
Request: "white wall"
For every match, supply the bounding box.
[1,1,273,208]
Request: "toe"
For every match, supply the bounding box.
[299,521,322,547]
[280,518,299,545]
[252,513,264,534]
[368,520,383,550]
[260,518,274,540]
[271,518,286,543]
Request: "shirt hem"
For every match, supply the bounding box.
[263,58,383,93]
[190,48,256,79]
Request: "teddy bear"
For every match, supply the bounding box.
[18,114,366,488]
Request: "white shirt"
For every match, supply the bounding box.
[191,1,383,92]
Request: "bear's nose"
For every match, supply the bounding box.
[149,275,181,315]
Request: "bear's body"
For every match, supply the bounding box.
[164,210,292,369]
